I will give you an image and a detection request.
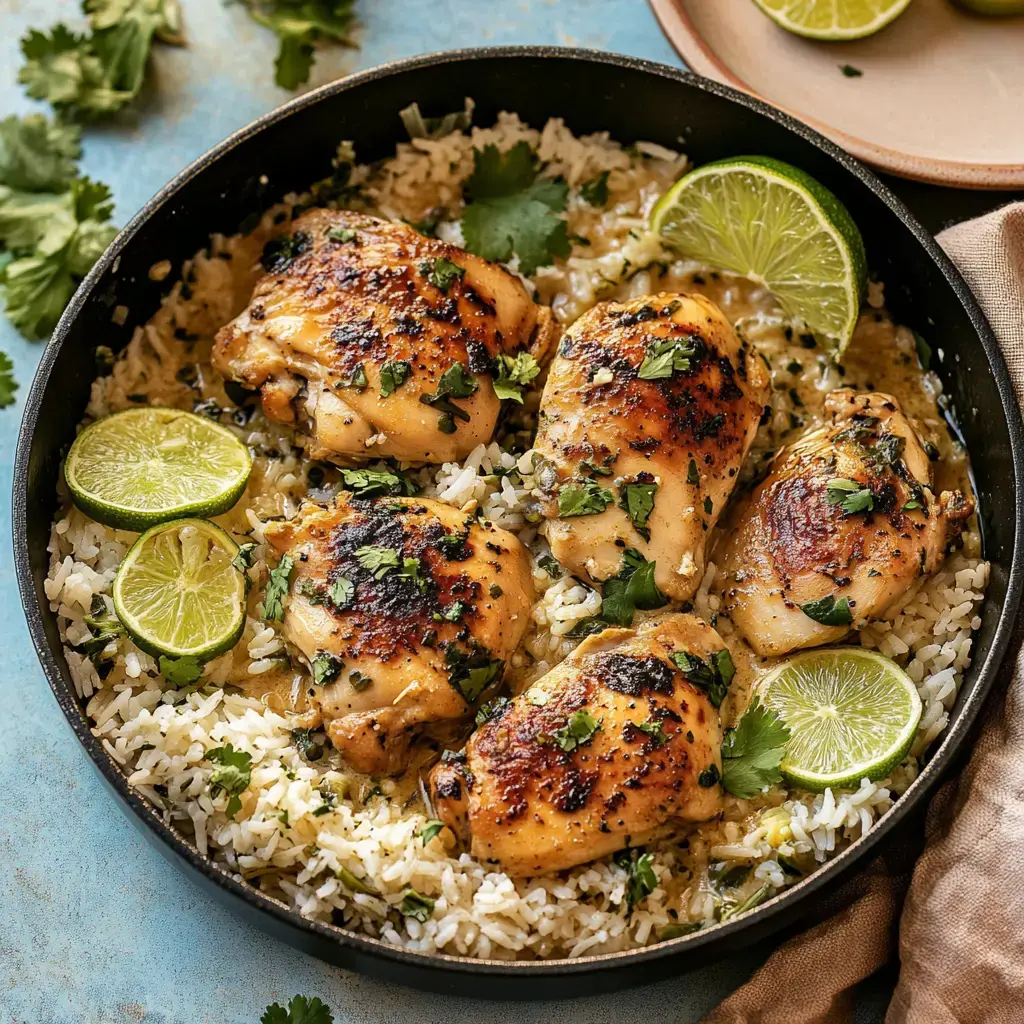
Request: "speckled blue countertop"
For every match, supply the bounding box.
[0,2,893,1020]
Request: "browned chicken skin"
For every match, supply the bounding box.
[534,293,769,601]
[721,389,974,657]
[428,614,725,876]
[213,209,556,464]
[263,495,533,774]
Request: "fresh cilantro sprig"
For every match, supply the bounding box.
[637,335,700,380]
[19,2,185,120]
[260,995,334,1024]
[461,141,571,276]
[419,362,478,434]
[620,480,658,540]
[339,465,418,498]
[239,0,358,90]
[0,173,117,339]
[720,700,791,799]
[542,709,601,752]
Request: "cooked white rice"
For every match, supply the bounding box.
[46,113,988,959]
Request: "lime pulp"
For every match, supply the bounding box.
[112,518,246,660]
[651,156,867,357]
[65,407,251,531]
[757,647,922,791]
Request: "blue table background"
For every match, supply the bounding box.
[0,2,894,1020]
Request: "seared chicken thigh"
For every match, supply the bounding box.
[213,209,556,464]
[428,614,725,876]
[534,293,769,601]
[263,495,533,774]
[722,389,974,657]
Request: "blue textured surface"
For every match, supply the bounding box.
[0,2,775,1020]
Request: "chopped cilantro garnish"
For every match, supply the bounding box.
[425,256,465,292]
[636,719,668,747]
[579,170,610,206]
[339,466,418,498]
[799,595,853,626]
[231,541,257,574]
[439,601,465,622]
[475,695,510,726]
[686,459,699,486]
[310,650,342,686]
[261,231,311,273]
[840,63,863,78]
[558,479,614,517]
[419,362,478,433]
[637,335,699,380]
[601,548,666,627]
[259,554,294,621]
[354,545,400,578]
[343,363,368,391]
[379,360,412,397]
[348,669,373,691]
[720,700,791,799]
[492,351,540,403]
[703,496,713,516]
[291,728,323,762]
[914,331,932,370]
[419,819,448,845]
[461,141,571,275]
[537,553,564,578]
[544,709,601,752]
[399,888,436,922]
[326,576,354,610]
[207,743,252,818]
[671,649,733,708]
[620,480,658,540]
[614,848,658,911]
[327,227,355,243]
[826,478,874,515]
[158,654,204,687]
[445,645,504,703]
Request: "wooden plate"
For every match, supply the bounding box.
[649,0,1024,188]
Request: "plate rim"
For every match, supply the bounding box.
[12,43,1024,985]
[648,0,1024,190]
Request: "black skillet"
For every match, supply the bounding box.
[13,47,1024,999]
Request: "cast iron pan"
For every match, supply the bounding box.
[13,47,1024,999]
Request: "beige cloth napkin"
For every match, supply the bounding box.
[704,202,1024,1024]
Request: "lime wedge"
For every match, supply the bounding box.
[651,156,867,356]
[757,648,922,791]
[751,0,913,39]
[112,518,246,660]
[65,407,251,530]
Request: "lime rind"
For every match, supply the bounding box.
[112,517,246,660]
[651,155,867,357]
[65,407,252,531]
[751,0,913,40]
[758,647,922,792]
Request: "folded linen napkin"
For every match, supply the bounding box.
[704,202,1024,1024]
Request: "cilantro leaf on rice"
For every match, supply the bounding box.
[461,141,571,276]
[720,700,791,799]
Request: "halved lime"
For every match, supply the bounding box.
[751,0,913,39]
[65,407,251,530]
[651,156,867,356]
[758,648,921,791]
[112,518,246,660]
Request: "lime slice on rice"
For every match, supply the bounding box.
[650,156,867,357]
[112,518,246,660]
[750,0,913,39]
[758,648,922,791]
[65,407,251,531]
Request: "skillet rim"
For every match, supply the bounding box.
[13,44,1024,980]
